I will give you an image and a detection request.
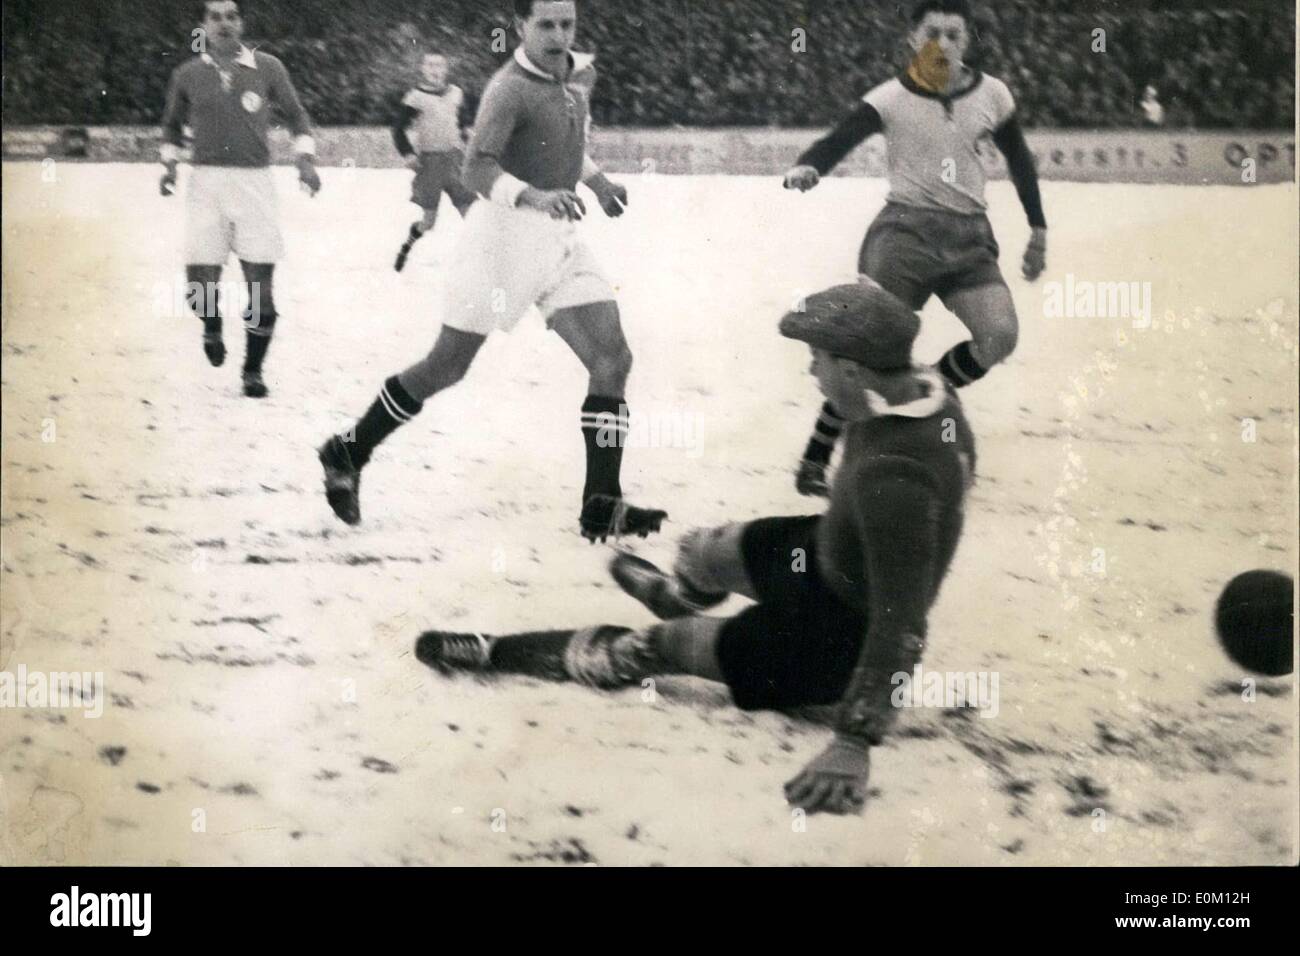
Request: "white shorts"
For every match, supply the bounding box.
[441,200,614,335]
[185,166,285,266]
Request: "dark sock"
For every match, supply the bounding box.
[242,312,276,373]
[580,395,627,502]
[938,340,989,388]
[492,626,677,688]
[802,401,843,465]
[408,222,425,240]
[345,375,424,467]
[187,271,221,336]
[489,629,576,681]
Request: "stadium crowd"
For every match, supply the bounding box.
[3,0,1293,129]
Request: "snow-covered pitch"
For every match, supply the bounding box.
[1,162,1296,865]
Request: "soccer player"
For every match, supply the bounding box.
[783,0,1044,496]
[415,280,975,815]
[318,0,666,542]
[160,0,321,398]
[391,52,478,272]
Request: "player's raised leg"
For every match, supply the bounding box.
[611,524,751,618]
[318,325,485,525]
[549,301,667,541]
[938,281,1019,388]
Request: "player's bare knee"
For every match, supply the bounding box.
[675,524,746,596]
[984,317,1018,363]
[613,344,634,383]
[969,313,1017,366]
[590,345,632,393]
[443,358,473,389]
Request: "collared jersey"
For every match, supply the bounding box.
[863,71,1016,215]
[464,47,596,194]
[162,46,312,167]
[818,374,974,616]
[817,375,976,744]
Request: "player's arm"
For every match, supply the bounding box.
[580,155,626,218]
[784,457,940,815]
[266,57,321,195]
[991,109,1047,279]
[573,77,624,218]
[463,80,583,221]
[783,101,884,191]
[158,69,189,196]
[456,87,479,143]
[391,94,420,163]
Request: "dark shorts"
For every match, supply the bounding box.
[716,516,868,711]
[857,202,1006,311]
[412,150,476,213]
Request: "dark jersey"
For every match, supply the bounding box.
[814,371,976,745]
[463,47,596,197]
[161,46,312,168]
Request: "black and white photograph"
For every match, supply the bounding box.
[1,0,1296,890]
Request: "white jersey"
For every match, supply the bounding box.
[402,85,465,153]
[863,71,1016,216]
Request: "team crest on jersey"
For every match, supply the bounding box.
[241,91,263,113]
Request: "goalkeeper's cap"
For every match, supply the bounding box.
[779,276,921,371]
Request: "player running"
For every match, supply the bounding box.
[160,0,321,398]
[391,51,478,272]
[783,0,1044,497]
[415,280,975,815]
[318,0,665,542]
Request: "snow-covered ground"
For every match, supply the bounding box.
[1,162,1296,866]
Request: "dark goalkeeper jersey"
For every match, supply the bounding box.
[815,371,976,745]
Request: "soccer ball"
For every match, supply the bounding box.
[1214,570,1294,677]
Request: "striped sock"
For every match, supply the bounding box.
[802,401,843,465]
[938,340,988,388]
[580,396,628,502]
[345,375,424,467]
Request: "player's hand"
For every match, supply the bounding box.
[159,164,178,197]
[783,165,820,192]
[784,736,871,815]
[404,154,423,171]
[1022,227,1047,281]
[587,172,628,218]
[297,157,322,197]
[520,187,586,221]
